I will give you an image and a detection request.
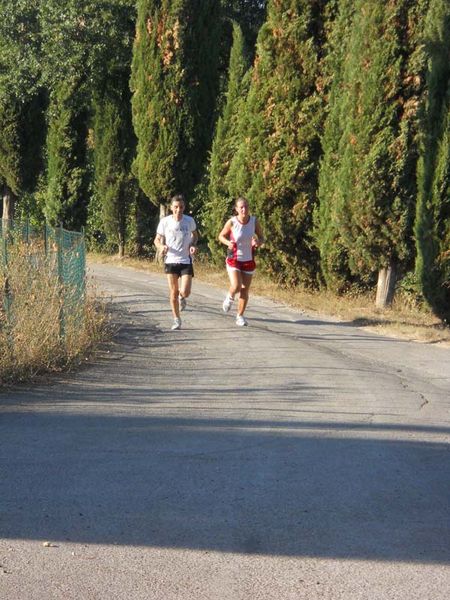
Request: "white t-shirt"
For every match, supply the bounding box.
[156,214,197,264]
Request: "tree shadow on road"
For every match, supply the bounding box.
[1,295,449,564]
[1,409,449,564]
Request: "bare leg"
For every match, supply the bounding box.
[237,272,253,317]
[167,274,180,318]
[226,268,242,300]
[179,274,193,300]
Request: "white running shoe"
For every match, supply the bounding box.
[179,294,187,311]
[235,315,248,327]
[171,317,181,330]
[222,294,234,313]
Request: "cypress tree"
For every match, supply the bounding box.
[45,79,89,229]
[90,0,137,257]
[220,0,267,49]
[213,2,266,139]
[328,1,430,304]
[414,0,450,321]
[92,82,131,258]
[40,1,96,229]
[131,0,222,213]
[0,0,41,221]
[314,0,356,292]
[227,0,327,285]
[203,22,250,263]
[0,101,21,221]
[41,1,133,230]
[0,94,46,224]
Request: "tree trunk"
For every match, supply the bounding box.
[375,260,397,308]
[2,183,15,221]
[159,202,167,220]
[118,235,125,259]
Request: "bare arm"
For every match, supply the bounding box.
[154,233,168,256]
[189,229,199,255]
[253,218,265,248]
[218,220,234,249]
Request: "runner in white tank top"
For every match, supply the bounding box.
[227,215,257,267]
[218,197,265,327]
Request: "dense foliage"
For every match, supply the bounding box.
[131,0,222,208]
[414,0,450,320]
[90,1,136,255]
[203,21,251,263]
[316,0,432,292]
[226,0,327,285]
[0,0,448,319]
[0,1,42,219]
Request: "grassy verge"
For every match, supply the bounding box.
[89,251,450,346]
[0,243,110,386]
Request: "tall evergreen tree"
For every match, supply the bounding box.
[414,0,450,320]
[314,0,356,292]
[90,0,137,256]
[0,95,46,224]
[44,80,89,229]
[0,0,41,221]
[39,1,98,228]
[323,0,430,303]
[227,0,327,285]
[213,2,266,138]
[92,82,132,257]
[40,0,129,230]
[0,101,21,221]
[221,0,267,49]
[203,22,250,263]
[130,0,222,214]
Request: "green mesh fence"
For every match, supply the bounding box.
[0,219,86,340]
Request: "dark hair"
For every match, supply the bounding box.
[232,196,248,215]
[171,193,185,205]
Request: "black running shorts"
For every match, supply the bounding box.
[164,262,194,277]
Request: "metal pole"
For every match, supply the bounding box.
[2,237,11,326]
[57,224,65,341]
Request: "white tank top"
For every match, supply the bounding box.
[230,216,256,262]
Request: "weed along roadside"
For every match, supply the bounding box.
[0,220,108,385]
[88,252,450,347]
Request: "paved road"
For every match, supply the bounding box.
[1,262,449,599]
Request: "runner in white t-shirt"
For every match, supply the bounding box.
[154,194,198,330]
[218,197,265,327]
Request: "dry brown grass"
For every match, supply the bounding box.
[0,242,110,385]
[90,251,450,346]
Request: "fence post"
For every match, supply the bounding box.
[57,224,65,341]
[44,223,48,256]
[2,236,12,327]
[80,230,86,302]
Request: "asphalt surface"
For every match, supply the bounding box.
[1,262,449,599]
